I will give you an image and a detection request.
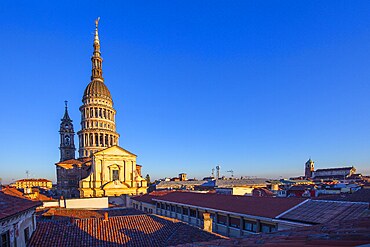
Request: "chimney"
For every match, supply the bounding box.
[203,212,212,232]
[104,212,109,221]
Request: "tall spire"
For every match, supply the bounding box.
[91,17,103,81]
[62,100,71,121]
[94,17,100,51]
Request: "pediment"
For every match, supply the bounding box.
[94,145,137,157]
[102,180,130,189]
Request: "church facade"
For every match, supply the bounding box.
[56,18,147,198]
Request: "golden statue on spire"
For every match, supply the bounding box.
[95,17,100,28]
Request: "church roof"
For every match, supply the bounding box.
[55,158,92,169]
[315,166,355,172]
[94,145,137,157]
[83,80,112,101]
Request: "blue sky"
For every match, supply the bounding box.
[1,1,370,183]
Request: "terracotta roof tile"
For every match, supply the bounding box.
[2,186,53,202]
[29,215,223,246]
[37,208,144,221]
[0,192,41,221]
[132,191,174,204]
[153,191,306,218]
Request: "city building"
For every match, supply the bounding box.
[304,158,358,181]
[55,158,91,197]
[11,178,52,190]
[55,18,147,198]
[313,166,357,180]
[179,173,187,181]
[2,186,53,202]
[189,215,370,246]
[131,191,369,238]
[0,190,41,247]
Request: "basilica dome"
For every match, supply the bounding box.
[83,80,112,101]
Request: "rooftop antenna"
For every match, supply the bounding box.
[216,165,220,180]
[26,170,30,179]
[211,168,215,178]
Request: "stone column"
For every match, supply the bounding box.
[101,159,106,183]
[239,217,243,237]
[256,220,261,233]
[203,213,212,232]
[214,213,218,232]
[119,161,124,182]
[187,207,191,223]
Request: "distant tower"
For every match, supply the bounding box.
[59,101,76,161]
[216,165,220,180]
[305,158,315,178]
[77,17,120,158]
[179,173,187,181]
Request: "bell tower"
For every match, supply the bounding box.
[305,158,314,179]
[59,101,76,161]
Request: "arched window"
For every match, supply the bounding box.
[112,170,119,181]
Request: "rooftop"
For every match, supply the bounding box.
[29,214,224,247]
[315,167,355,172]
[132,191,174,204]
[0,192,41,221]
[317,188,370,204]
[176,215,370,247]
[15,178,52,182]
[37,208,144,221]
[278,200,369,224]
[153,191,306,218]
[1,186,53,201]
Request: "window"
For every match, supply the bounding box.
[160,203,165,210]
[197,211,204,219]
[183,208,188,215]
[189,209,196,217]
[261,223,276,233]
[243,220,257,232]
[176,206,182,214]
[112,170,119,181]
[171,205,176,212]
[1,231,9,247]
[229,217,240,228]
[24,227,30,244]
[217,215,227,225]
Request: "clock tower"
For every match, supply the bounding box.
[59,101,76,161]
